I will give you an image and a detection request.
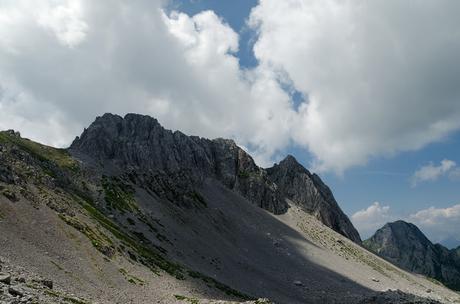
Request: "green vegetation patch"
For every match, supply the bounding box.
[238,170,250,179]
[101,176,139,213]
[62,296,89,304]
[44,289,61,298]
[362,239,381,253]
[188,191,207,207]
[65,193,251,298]
[187,270,254,300]
[77,198,185,279]
[119,268,145,285]
[50,260,64,271]
[0,131,79,172]
[174,295,199,304]
[44,289,89,304]
[59,214,115,257]
[426,276,444,287]
[1,188,19,202]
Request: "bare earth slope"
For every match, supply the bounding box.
[1,114,459,303]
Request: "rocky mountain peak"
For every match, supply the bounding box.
[278,154,302,167]
[370,221,433,252]
[267,156,361,243]
[364,220,460,290]
[69,113,361,241]
[70,113,288,214]
[364,220,433,257]
[393,220,429,237]
[3,130,21,138]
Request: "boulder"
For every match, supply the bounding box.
[0,273,11,285]
[8,286,24,297]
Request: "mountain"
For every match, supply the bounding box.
[364,220,460,291]
[1,113,458,303]
[440,237,460,250]
[70,113,361,243]
[266,155,361,242]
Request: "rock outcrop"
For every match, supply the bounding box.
[70,113,359,242]
[0,256,87,304]
[70,113,286,214]
[364,221,460,290]
[267,155,361,243]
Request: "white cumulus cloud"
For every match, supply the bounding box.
[37,0,88,47]
[352,202,460,246]
[408,204,460,245]
[411,159,456,187]
[0,1,295,165]
[1,1,460,171]
[249,0,460,172]
[351,202,394,239]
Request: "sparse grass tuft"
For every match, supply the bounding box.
[189,191,207,207]
[238,171,250,179]
[1,188,19,202]
[50,260,64,271]
[102,176,139,213]
[59,213,115,257]
[119,268,145,285]
[187,270,254,300]
[174,295,199,304]
[63,296,89,304]
[76,197,185,279]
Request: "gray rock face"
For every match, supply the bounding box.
[267,155,361,243]
[70,113,287,214]
[364,221,460,290]
[70,113,359,240]
[0,274,11,285]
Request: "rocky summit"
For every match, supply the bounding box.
[70,113,360,242]
[364,220,460,291]
[0,113,459,304]
[267,155,361,243]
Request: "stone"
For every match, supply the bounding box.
[293,280,303,286]
[41,279,53,289]
[17,277,25,283]
[8,286,24,297]
[0,273,11,285]
[0,164,15,184]
[371,278,380,282]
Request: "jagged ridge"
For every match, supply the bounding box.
[70,113,360,242]
[267,155,361,243]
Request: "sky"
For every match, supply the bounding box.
[0,0,459,247]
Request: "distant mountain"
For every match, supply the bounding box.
[440,236,460,250]
[364,220,460,290]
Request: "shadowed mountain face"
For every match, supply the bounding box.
[70,113,361,243]
[364,220,460,291]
